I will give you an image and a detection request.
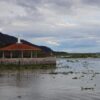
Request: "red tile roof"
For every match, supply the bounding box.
[0,43,41,51]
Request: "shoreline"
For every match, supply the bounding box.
[0,57,56,70]
[0,63,56,70]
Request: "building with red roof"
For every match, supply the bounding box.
[0,39,41,58]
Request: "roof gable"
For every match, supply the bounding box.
[0,43,41,51]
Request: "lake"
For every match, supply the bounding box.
[0,58,100,100]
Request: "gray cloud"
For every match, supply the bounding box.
[81,0,100,6]
[0,0,100,52]
[45,0,75,14]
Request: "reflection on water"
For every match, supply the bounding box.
[0,58,100,100]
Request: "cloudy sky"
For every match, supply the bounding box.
[0,0,100,53]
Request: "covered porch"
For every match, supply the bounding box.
[0,43,41,58]
[0,50,38,58]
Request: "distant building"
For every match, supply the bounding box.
[0,38,41,58]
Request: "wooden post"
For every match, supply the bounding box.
[2,51,5,58]
[50,52,53,56]
[31,51,33,58]
[21,51,23,58]
[10,51,13,58]
[35,51,37,58]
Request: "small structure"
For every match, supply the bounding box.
[0,38,56,66]
[0,38,41,58]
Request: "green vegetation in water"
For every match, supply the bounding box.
[49,71,74,75]
[0,63,56,70]
[54,52,100,58]
[72,77,78,79]
[81,87,94,91]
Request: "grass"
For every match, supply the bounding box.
[0,63,56,70]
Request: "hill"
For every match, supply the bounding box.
[0,32,53,53]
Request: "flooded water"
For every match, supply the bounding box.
[0,58,100,100]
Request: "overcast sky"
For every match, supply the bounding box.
[0,0,100,53]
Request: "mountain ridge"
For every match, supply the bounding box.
[0,32,53,53]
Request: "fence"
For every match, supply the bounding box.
[0,57,56,65]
